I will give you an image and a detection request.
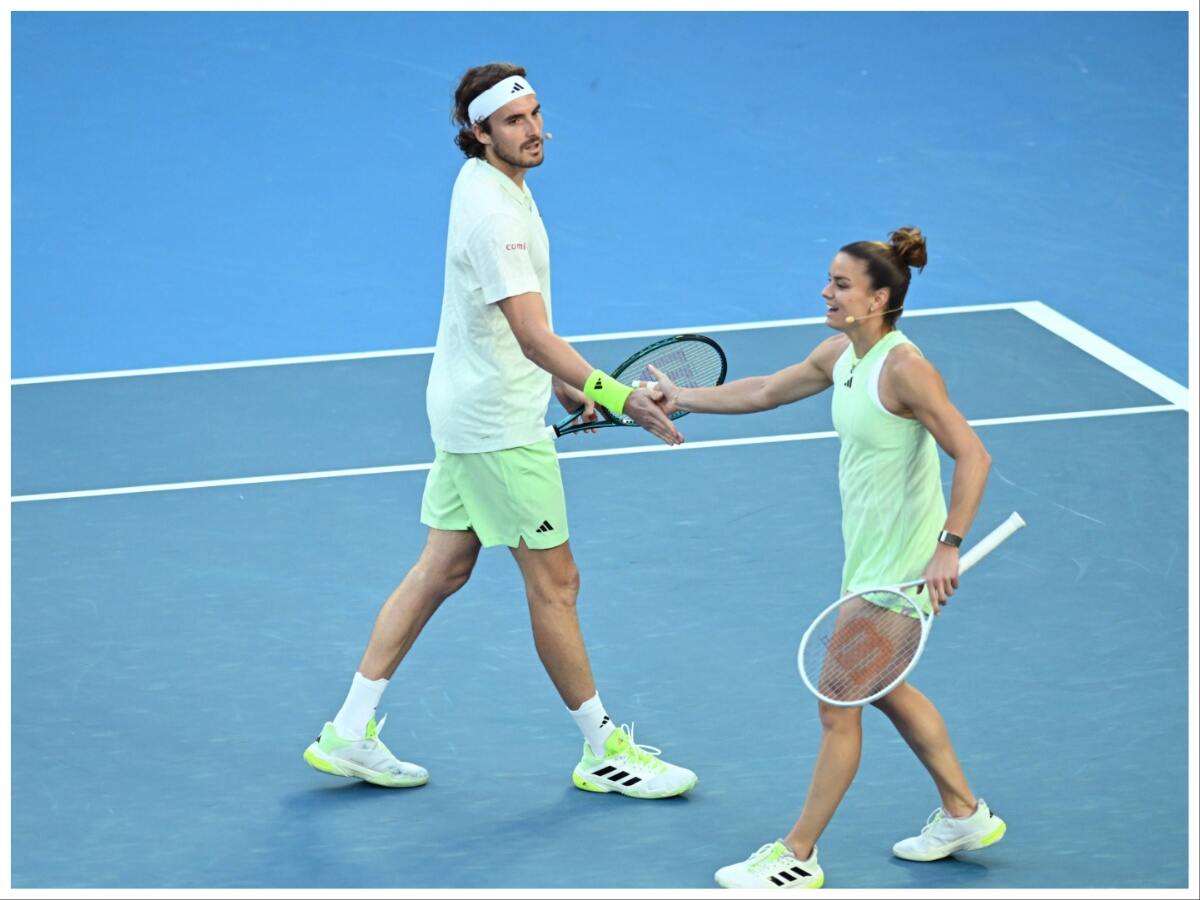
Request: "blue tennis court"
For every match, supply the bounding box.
[6,10,1195,892]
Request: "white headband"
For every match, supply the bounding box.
[468,75,536,124]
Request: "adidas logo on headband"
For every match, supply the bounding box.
[468,75,536,123]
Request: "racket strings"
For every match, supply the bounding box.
[614,340,725,424]
[803,592,924,703]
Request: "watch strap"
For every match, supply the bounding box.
[938,529,963,548]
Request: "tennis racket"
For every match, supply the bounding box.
[797,511,1026,707]
[552,334,727,438]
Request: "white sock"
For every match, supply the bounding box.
[332,672,388,740]
[569,693,616,757]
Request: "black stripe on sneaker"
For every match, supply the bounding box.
[593,766,616,776]
[770,876,785,886]
[792,867,811,877]
[623,776,642,786]
[778,871,796,882]
[607,770,630,781]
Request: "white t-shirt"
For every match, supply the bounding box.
[426,158,553,453]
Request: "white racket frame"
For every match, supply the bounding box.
[797,511,1027,707]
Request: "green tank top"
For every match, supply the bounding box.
[831,330,946,609]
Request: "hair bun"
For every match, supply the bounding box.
[889,226,928,272]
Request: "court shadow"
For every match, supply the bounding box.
[284,777,426,798]
[264,782,694,888]
[468,784,693,840]
[885,852,996,888]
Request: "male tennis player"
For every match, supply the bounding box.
[649,228,1004,887]
[302,63,697,800]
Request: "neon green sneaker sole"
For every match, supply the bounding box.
[303,746,343,776]
[974,819,1007,849]
[572,770,610,792]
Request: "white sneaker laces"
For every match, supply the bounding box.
[361,715,412,773]
[920,807,946,835]
[747,843,781,870]
[617,723,667,772]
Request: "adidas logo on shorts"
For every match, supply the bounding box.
[536,520,555,533]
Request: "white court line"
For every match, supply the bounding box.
[1013,301,1190,407]
[9,403,1182,504]
[9,301,1024,385]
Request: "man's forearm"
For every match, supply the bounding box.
[521,330,596,390]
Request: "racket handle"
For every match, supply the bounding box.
[958,511,1026,576]
[552,405,587,438]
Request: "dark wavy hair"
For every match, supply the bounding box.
[839,227,928,325]
[451,62,528,159]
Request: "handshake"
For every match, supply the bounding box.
[620,368,682,444]
[553,367,684,445]
[633,364,683,415]
[555,335,726,443]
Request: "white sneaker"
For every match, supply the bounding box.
[892,799,1006,861]
[572,723,697,799]
[303,715,429,788]
[714,841,824,889]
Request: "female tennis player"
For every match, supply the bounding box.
[649,227,1006,888]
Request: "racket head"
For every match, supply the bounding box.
[553,334,728,436]
[797,588,932,707]
[608,334,727,424]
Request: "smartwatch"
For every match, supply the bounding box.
[937,530,963,548]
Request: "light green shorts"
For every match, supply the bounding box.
[420,439,569,550]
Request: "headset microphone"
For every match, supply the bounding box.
[845,306,902,324]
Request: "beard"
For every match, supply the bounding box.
[492,138,544,170]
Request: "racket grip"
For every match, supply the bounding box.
[958,511,1026,576]
[552,405,587,439]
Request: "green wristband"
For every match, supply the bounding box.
[583,369,634,416]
